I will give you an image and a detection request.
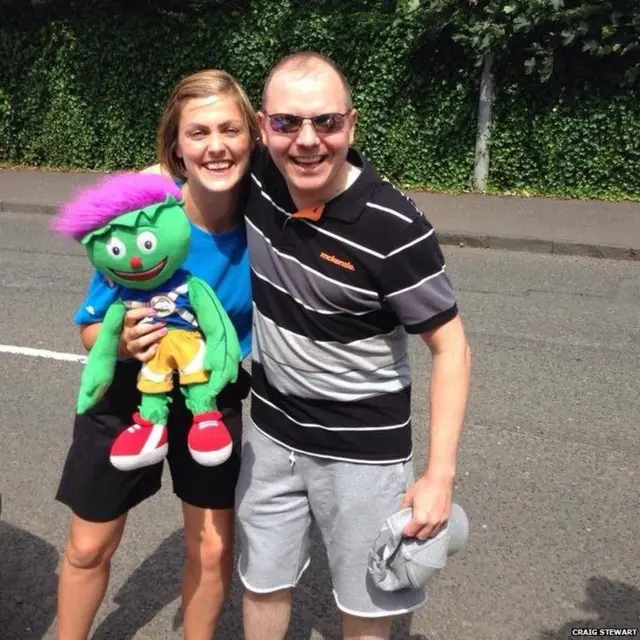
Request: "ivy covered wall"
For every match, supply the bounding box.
[1,0,638,199]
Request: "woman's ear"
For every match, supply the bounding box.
[172,140,183,159]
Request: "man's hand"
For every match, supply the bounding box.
[401,472,454,540]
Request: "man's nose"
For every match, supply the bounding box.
[296,120,320,146]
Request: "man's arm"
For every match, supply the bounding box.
[401,314,471,540]
[422,314,470,480]
[374,201,470,539]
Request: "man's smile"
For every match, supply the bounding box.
[110,257,168,281]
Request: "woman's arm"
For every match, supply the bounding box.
[79,321,133,359]
[80,323,102,351]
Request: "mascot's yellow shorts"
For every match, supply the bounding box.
[138,328,208,394]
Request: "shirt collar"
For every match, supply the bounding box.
[290,149,378,224]
[255,146,378,224]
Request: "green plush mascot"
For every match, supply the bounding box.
[53,172,242,471]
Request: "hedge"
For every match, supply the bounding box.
[0,0,638,199]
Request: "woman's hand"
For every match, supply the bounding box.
[120,304,167,362]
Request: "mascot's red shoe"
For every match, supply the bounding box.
[188,410,233,466]
[110,413,169,471]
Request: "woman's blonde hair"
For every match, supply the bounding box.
[156,69,259,181]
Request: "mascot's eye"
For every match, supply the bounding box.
[137,231,157,253]
[106,237,126,259]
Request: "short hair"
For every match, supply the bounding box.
[262,51,353,111]
[156,69,259,181]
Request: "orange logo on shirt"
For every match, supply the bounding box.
[292,205,325,221]
[320,252,355,271]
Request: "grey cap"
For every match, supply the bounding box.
[368,503,469,592]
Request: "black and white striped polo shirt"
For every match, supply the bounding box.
[245,147,458,463]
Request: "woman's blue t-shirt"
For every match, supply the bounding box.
[74,220,252,359]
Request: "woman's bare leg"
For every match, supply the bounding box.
[57,513,127,640]
[181,503,235,640]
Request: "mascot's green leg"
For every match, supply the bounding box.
[182,382,232,467]
[181,382,215,415]
[109,392,171,472]
[139,393,171,425]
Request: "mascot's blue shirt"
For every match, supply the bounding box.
[116,268,197,331]
[74,221,252,359]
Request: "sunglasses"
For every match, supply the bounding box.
[266,112,350,135]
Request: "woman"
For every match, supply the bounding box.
[55,70,258,639]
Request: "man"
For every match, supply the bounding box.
[237,51,471,640]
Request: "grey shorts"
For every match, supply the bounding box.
[235,422,427,617]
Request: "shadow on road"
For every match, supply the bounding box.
[538,576,640,638]
[0,518,430,640]
[90,436,433,639]
[0,521,59,640]
[92,529,184,640]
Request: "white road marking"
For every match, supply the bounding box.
[0,344,86,363]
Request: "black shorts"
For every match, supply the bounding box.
[55,360,251,522]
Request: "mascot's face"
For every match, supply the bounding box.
[83,198,191,291]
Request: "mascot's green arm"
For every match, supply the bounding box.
[76,300,127,414]
[187,274,242,398]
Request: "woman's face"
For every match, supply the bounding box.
[176,94,252,193]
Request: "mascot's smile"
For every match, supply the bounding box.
[110,257,168,281]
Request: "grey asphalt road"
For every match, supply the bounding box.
[1,210,638,640]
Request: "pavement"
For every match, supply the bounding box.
[1,167,639,260]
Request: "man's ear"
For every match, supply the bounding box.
[257,111,268,145]
[348,109,358,146]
